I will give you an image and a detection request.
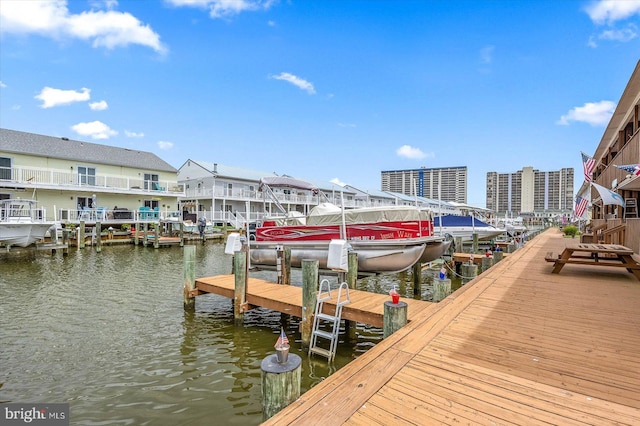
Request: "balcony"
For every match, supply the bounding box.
[0,166,185,196]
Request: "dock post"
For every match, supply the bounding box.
[276,246,284,284]
[143,223,149,247]
[472,233,479,254]
[412,262,421,296]
[233,248,248,326]
[301,259,319,349]
[62,228,69,256]
[183,245,196,311]
[345,252,359,339]
[284,247,291,286]
[96,222,102,252]
[179,222,184,247]
[383,301,407,338]
[432,278,451,302]
[454,237,462,255]
[134,223,140,245]
[507,243,516,253]
[261,353,302,421]
[493,251,504,262]
[79,221,85,249]
[153,223,160,249]
[461,263,478,285]
[481,255,493,272]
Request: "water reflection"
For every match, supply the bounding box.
[0,242,456,425]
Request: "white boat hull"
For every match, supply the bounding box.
[0,223,54,247]
[436,226,505,242]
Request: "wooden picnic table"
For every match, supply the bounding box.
[545,243,640,281]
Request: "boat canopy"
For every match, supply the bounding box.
[433,215,494,228]
[307,205,432,226]
[259,176,319,193]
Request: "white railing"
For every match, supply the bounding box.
[1,166,184,195]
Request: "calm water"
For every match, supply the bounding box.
[0,242,449,425]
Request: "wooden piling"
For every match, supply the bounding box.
[96,222,102,252]
[179,222,184,247]
[461,263,478,285]
[412,262,421,296]
[481,255,493,271]
[183,245,196,311]
[261,353,302,421]
[493,251,504,262]
[432,278,451,302]
[143,222,149,247]
[134,223,140,245]
[383,301,407,338]
[346,252,358,340]
[301,259,319,349]
[283,247,291,286]
[233,248,248,325]
[62,229,69,256]
[79,221,85,249]
[472,233,479,253]
[153,223,160,249]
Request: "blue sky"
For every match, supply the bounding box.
[1,0,639,207]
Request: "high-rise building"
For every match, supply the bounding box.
[486,166,574,215]
[381,166,467,203]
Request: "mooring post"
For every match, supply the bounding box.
[472,233,479,254]
[345,252,358,339]
[62,228,69,256]
[301,259,319,349]
[412,262,421,296]
[233,248,248,325]
[134,222,139,245]
[461,263,478,285]
[454,237,463,255]
[261,353,302,421]
[481,255,493,272]
[183,245,196,311]
[143,222,149,247]
[383,300,407,338]
[276,246,284,284]
[283,247,291,286]
[493,250,504,263]
[96,222,102,252]
[179,222,184,247]
[79,221,85,249]
[153,223,160,249]
[433,277,451,302]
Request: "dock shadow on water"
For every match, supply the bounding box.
[0,243,456,425]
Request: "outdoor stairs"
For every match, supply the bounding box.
[309,279,350,362]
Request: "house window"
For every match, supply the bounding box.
[78,166,96,186]
[0,157,12,180]
[77,196,93,209]
[144,199,159,209]
[144,173,159,190]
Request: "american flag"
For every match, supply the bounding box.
[275,328,289,348]
[575,195,588,218]
[616,163,640,176]
[581,152,596,182]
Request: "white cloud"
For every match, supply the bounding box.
[0,81,6,88]
[166,0,278,19]
[598,25,638,42]
[330,178,346,187]
[556,100,616,126]
[157,140,174,150]
[125,130,144,138]
[271,72,316,94]
[585,0,640,25]
[479,45,495,64]
[89,100,108,111]
[337,123,357,128]
[396,145,433,160]
[0,0,167,53]
[71,120,118,139]
[35,87,91,108]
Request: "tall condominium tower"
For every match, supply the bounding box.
[381,166,467,203]
[486,166,574,215]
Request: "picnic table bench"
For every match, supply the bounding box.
[545,243,640,281]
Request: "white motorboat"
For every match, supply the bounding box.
[433,214,506,242]
[0,199,55,247]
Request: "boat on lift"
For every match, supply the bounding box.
[250,177,450,274]
[0,199,55,247]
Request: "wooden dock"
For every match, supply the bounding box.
[260,228,640,425]
[194,275,433,328]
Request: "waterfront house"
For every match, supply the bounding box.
[586,60,640,253]
[0,128,183,225]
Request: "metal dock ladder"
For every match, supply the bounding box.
[309,279,350,362]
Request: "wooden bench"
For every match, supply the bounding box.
[544,251,558,262]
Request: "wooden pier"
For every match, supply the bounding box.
[258,228,640,425]
[194,275,433,328]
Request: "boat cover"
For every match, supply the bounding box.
[433,215,493,228]
[307,205,432,226]
[259,176,319,193]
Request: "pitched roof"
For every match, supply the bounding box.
[0,128,177,173]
